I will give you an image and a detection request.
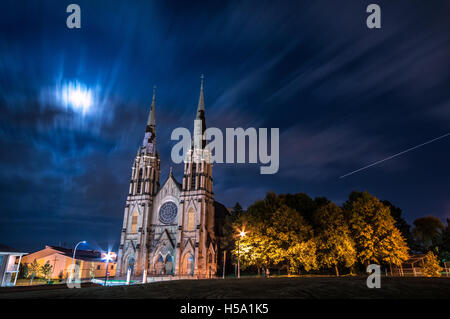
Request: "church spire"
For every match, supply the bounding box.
[193,75,206,149]
[196,74,205,119]
[142,85,157,155]
[147,85,156,127]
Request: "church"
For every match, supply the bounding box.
[116,76,228,280]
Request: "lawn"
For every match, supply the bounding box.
[1,276,449,299]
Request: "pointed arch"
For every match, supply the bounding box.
[181,253,195,276]
[187,208,195,231]
[130,211,138,233]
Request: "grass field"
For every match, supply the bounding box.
[1,276,450,299]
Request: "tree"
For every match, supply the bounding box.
[279,193,316,223]
[234,221,274,272]
[441,219,450,261]
[343,191,409,267]
[40,261,53,281]
[267,206,316,274]
[219,202,244,277]
[412,216,445,252]
[422,251,443,277]
[28,259,40,285]
[232,193,318,275]
[19,263,29,279]
[231,202,244,217]
[89,262,96,279]
[382,200,411,244]
[313,203,356,276]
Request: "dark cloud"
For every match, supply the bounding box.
[0,0,449,251]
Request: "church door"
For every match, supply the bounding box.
[183,254,194,276]
[165,255,174,275]
[155,255,165,275]
[127,257,135,277]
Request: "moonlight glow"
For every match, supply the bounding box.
[59,81,93,115]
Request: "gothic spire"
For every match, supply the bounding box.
[193,75,206,148]
[196,74,205,119]
[142,85,157,155]
[147,85,156,127]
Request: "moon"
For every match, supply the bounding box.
[60,81,93,115]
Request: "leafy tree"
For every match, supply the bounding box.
[422,251,443,277]
[412,216,444,252]
[286,239,317,273]
[28,259,40,284]
[231,202,244,217]
[232,193,318,275]
[19,263,29,279]
[219,202,244,276]
[234,220,274,271]
[382,200,411,244]
[313,203,356,276]
[40,261,53,281]
[279,193,316,223]
[343,191,409,267]
[267,206,316,274]
[441,219,450,261]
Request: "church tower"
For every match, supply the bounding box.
[117,87,160,276]
[175,75,217,278]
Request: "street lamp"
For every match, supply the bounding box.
[69,240,86,283]
[237,230,246,279]
[102,252,114,286]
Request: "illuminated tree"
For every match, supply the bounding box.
[29,259,40,284]
[422,251,443,277]
[232,196,318,275]
[313,202,356,276]
[267,206,316,274]
[344,191,409,267]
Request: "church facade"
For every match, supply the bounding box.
[116,77,226,279]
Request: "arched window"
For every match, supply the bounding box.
[136,168,143,194]
[130,211,138,233]
[190,163,196,190]
[187,208,195,231]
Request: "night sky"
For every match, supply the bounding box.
[1,1,449,253]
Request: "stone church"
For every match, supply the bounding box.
[116,77,227,279]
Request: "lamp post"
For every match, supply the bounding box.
[103,252,113,286]
[237,231,246,279]
[69,240,86,283]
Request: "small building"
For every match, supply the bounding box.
[21,245,116,281]
[0,244,28,287]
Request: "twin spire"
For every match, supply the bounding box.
[146,75,205,127]
[145,75,207,149]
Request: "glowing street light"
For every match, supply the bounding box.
[69,240,87,284]
[102,252,114,286]
[237,230,246,279]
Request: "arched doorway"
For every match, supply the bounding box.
[207,253,213,278]
[165,255,174,275]
[155,254,165,275]
[127,256,135,277]
[182,254,195,276]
